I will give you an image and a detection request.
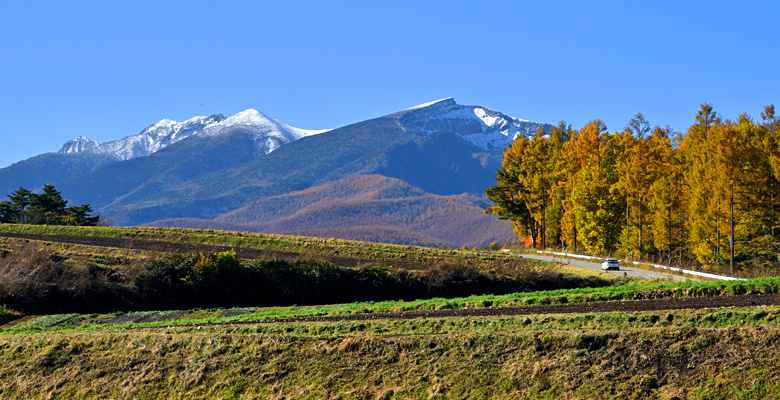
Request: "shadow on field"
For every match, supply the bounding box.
[0,244,611,315]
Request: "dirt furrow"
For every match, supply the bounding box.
[135,293,780,330]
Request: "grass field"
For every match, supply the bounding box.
[0,224,515,266]
[3,274,780,335]
[2,304,780,399]
[2,224,780,398]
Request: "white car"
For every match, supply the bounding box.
[601,259,620,270]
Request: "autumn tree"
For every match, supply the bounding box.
[557,120,600,251]
[486,123,569,249]
[681,106,778,274]
[617,113,663,256]
[725,114,777,273]
[485,136,535,243]
[486,103,780,275]
[648,128,686,266]
[763,105,780,237]
[568,120,626,254]
[520,127,554,248]
[545,121,571,246]
[682,104,723,264]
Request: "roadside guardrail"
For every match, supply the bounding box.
[537,251,742,281]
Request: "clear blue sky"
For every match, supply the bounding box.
[2,1,778,168]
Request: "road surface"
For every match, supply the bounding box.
[521,253,689,281]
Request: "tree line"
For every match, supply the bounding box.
[0,184,99,226]
[486,104,780,275]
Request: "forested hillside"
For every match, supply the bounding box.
[488,104,780,275]
[146,175,515,248]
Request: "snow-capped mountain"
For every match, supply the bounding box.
[198,109,329,155]
[399,98,550,152]
[58,110,328,161]
[58,114,225,161]
[205,109,327,141]
[55,99,541,164]
[59,136,100,154]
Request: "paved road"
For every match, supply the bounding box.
[521,253,689,281]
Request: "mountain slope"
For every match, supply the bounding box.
[96,113,423,223]
[55,129,272,213]
[98,98,552,224]
[147,175,515,248]
[0,109,325,199]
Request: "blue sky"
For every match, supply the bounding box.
[1,1,778,168]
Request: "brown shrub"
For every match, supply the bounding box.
[0,245,141,313]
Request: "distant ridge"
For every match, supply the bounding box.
[56,110,328,161]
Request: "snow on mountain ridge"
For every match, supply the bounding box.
[55,99,544,163]
[59,136,99,154]
[399,98,550,152]
[77,114,225,161]
[58,109,328,161]
[207,109,329,142]
[404,97,456,111]
[217,109,274,128]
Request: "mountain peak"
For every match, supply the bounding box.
[405,97,457,111]
[206,108,328,147]
[58,136,99,154]
[218,109,275,128]
[399,99,551,152]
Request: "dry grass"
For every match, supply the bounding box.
[0,245,141,314]
[1,321,780,399]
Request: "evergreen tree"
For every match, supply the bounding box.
[27,184,68,225]
[2,187,33,223]
[0,201,14,224]
[65,204,100,226]
[0,185,99,226]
